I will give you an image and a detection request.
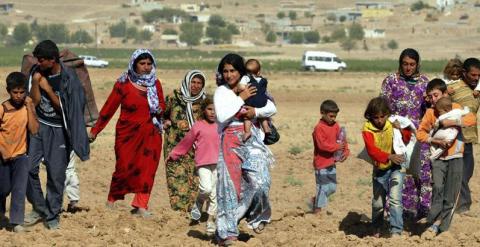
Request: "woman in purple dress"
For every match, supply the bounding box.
[380,48,430,218]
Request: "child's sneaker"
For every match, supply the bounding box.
[206,221,216,235]
[190,203,202,221]
[12,224,30,233]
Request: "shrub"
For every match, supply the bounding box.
[12,23,31,46]
[109,20,127,38]
[288,11,297,20]
[387,39,398,51]
[340,38,356,52]
[126,26,138,39]
[410,1,429,11]
[277,11,285,19]
[289,31,304,44]
[348,23,364,40]
[266,31,276,43]
[304,31,320,44]
[331,27,346,41]
[70,30,93,44]
[162,28,177,35]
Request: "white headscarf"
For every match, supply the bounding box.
[180,69,206,129]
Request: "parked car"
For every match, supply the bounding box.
[79,55,109,68]
[302,51,347,71]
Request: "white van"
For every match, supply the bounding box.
[302,51,347,71]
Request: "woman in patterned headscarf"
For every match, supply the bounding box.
[163,69,207,212]
[90,49,166,217]
[380,48,431,219]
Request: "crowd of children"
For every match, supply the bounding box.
[1,42,480,244]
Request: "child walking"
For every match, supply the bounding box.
[311,100,349,214]
[167,96,219,235]
[362,97,406,237]
[0,72,39,232]
[418,79,475,237]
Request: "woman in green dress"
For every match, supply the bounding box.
[163,70,207,211]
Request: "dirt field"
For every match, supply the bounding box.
[0,67,479,246]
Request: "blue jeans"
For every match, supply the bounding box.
[314,165,337,209]
[372,166,404,234]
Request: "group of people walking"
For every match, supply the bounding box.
[0,39,479,245]
[312,48,479,239]
[0,40,276,246]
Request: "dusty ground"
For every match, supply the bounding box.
[0,67,479,246]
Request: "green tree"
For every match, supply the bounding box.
[331,27,346,41]
[0,23,7,40]
[126,26,138,39]
[219,28,232,43]
[288,11,297,20]
[339,16,347,22]
[266,31,276,43]
[206,25,222,44]
[348,23,364,40]
[48,24,70,43]
[70,30,93,44]
[180,22,203,47]
[34,24,50,41]
[13,23,31,46]
[208,14,226,27]
[227,23,240,35]
[135,30,153,42]
[109,20,127,38]
[162,28,178,35]
[326,13,337,22]
[340,38,356,52]
[277,11,285,19]
[304,31,320,43]
[410,1,428,11]
[142,8,189,23]
[289,31,304,44]
[387,39,399,51]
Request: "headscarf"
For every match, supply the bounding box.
[180,69,206,129]
[118,49,162,132]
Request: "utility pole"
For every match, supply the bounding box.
[95,22,98,50]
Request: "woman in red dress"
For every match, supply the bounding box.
[89,49,166,217]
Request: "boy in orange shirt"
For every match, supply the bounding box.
[311,100,349,213]
[0,72,39,232]
[417,79,476,237]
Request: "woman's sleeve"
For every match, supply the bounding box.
[255,99,277,118]
[362,131,390,164]
[169,125,197,160]
[214,87,244,124]
[156,80,166,113]
[90,82,122,136]
[380,76,393,109]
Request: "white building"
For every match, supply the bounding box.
[180,4,200,13]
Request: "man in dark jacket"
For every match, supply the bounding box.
[24,40,89,230]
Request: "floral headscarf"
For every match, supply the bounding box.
[118,49,162,132]
[180,70,206,129]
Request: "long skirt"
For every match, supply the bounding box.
[216,125,274,240]
[402,142,432,218]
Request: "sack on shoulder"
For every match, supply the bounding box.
[21,49,99,127]
[263,121,280,145]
